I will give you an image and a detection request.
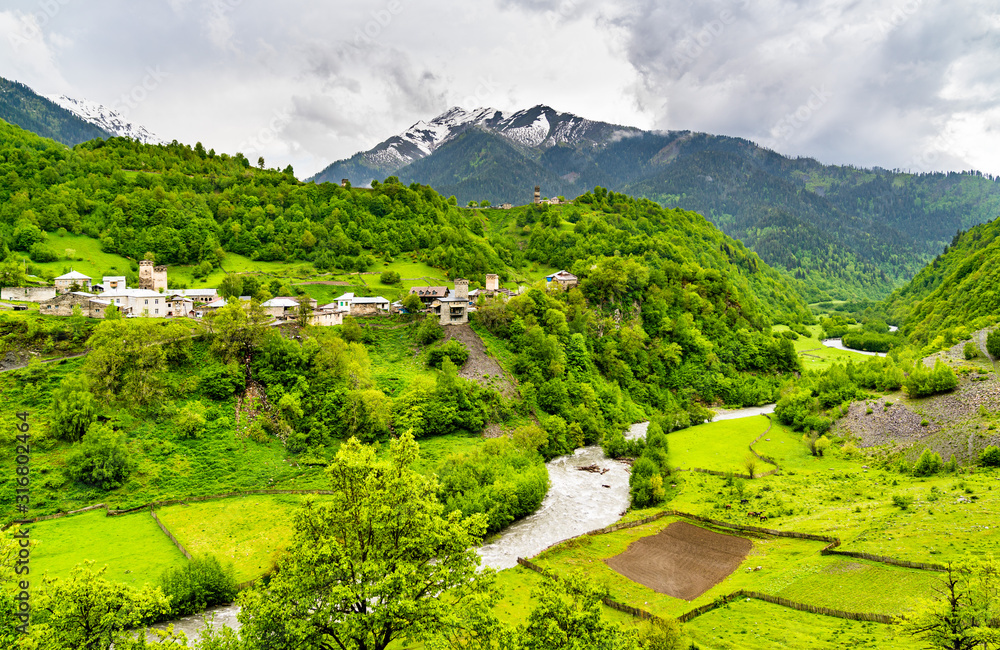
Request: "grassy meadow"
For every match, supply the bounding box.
[29,509,187,587]
[668,417,773,474]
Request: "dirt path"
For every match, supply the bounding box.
[605,521,753,601]
[0,350,89,372]
[978,328,996,363]
[441,323,518,399]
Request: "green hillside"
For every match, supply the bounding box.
[885,217,1000,346]
[0,76,111,146]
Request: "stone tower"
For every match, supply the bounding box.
[533,186,541,204]
[138,260,168,292]
[454,278,469,300]
[485,274,499,292]
[138,260,154,290]
[153,265,168,292]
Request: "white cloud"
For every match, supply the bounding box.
[2,0,997,178]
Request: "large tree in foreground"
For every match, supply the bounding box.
[228,432,495,650]
[897,556,1000,650]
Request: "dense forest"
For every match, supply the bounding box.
[885,217,1000,347]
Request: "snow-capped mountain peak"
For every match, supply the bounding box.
[46,94,164,145]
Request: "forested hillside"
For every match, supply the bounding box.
[0,120,812,420]
[885,217,1000,346]
[0,77,111,146]
[325,109,1000,302]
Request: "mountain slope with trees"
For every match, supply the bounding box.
[0,77,112,146]
[885,217,1000,347]
[317,104,1000,301]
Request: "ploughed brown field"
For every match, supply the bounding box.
[605,521,752,600]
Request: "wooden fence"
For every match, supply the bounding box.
[150,508,192,561]
[3,488,337,528]
[676,590,896,625]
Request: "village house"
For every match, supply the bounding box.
[100,288,169,316]
[166,288,219,305]
[166,295,194,318]
[350,296,391,316]
[98,276,127,291]
[333,292,355,310]
[54,270,92,294]
[433,279,469,326]
[408,286,448,306]
[546,270,578,290]
[310,307,345,327]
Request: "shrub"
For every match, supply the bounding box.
[980,445,1000,467]
[427,340,469,368]
[913,448,942,476]
[28,243,59,263]
[892,495,914,510]
[175,403,207,439]
[158,555,238,617]
[987,329,1000,358]
[201,363,245,400]
[65,423,136,490]
[379,270,401,285]
[415,317,444,345]
[904,360,958,398]
[963,342,980,360]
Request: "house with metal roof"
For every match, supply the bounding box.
[54,270,92,294]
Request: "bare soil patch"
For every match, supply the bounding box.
[442,323,518,399]
[604,521,752,601]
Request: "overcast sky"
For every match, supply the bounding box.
[2,0,998,179]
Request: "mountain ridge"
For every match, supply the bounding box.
[313,104,1000,301]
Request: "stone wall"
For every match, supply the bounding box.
[2,287,57,302]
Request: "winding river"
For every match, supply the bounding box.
[157,410,773,641]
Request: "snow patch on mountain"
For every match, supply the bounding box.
[46,94,164,145]
[502,111,550,148]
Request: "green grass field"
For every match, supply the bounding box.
[155,494,327,581]
[685,598,919,649]
[768,555,938,615]
[30,233,133,281]
[668,417,773,474]
[772,324,876,370]
[29,509,187,587]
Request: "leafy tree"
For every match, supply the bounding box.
[104,303,121,320]
[84,320,189,407]
[981,445,1000,467]
[913,448,943,476]
[25,563,176,649]
[65,422,136,490]
[206,300,273,374]
[905,360,959,398]
[175,402,207,439]
[517,574,642,650]
[48,375,98,442]
[896,556,1000,650]
[963,342,980,360]
[0,257,24,288]
[218,274,244,299]
[402,292,423,313]
[224,432,494,650]
[988,329,1000,359]
[380,270,401,285]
